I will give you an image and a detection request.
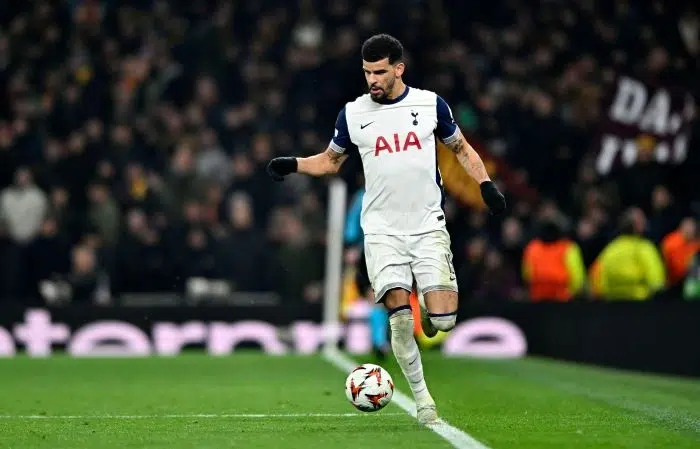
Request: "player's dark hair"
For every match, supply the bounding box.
[361,34,404,64]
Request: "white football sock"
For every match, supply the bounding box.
[430,312,457,332]
[389,306,432,402]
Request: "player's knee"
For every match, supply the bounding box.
[429,312,457,332]
[381,287,411,310]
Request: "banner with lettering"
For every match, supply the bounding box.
[2,302,700,377]
[594,75,696,175]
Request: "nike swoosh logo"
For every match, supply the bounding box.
[360,122,374,129]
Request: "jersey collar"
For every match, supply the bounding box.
[375,86,410,105]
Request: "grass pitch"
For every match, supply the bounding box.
[0,353,698,449]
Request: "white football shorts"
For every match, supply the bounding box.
[363,227,458,303]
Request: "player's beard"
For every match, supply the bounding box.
[369,78,394,102]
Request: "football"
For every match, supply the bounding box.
[345,363,394,412]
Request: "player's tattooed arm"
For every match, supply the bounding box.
[445,130,490,184]
[297,148,348,176]
[325,148,347,171]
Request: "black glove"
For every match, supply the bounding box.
[266,157,297,181]
[480,180,506,215]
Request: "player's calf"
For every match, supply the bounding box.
[385,296,433,406]
[423,289,458,332]
[420,305,438,338]
[384,289,439,424]
[387,305,428,394]
[417,294,438,338]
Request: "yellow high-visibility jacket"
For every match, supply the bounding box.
[589,236,666,300]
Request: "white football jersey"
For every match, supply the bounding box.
[329,86,460,236]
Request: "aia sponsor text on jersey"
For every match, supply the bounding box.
[374,131,422,156]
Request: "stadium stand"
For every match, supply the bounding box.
[0,0,698,305]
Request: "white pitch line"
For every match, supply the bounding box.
[323,347,491,449]
[0,412,404,420]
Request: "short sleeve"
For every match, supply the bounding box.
[329,107,351,153]
[435,95,459,144]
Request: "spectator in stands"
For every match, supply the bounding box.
[181,227,217,280]
[648,185,682,244]
[47,186,80,243]
[683,249,700,300]
[86,181,121,248]
[0,168,49,299]
[115,208,172,294]
[522,218,586,302]
[0,168,47,244]
[456,236,488,304]
[661,216,700,292]
[25,217,71,302]
[67,244,110,304]
[269,208,324,303]
[589,208,666,301]
[473,248,522,302]
[216,191,272,292]
[575,217,609,268]
[500,217,526,274]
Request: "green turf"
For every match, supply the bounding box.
[0,353,698,449]
[369,354,700,449]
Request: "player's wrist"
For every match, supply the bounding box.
[479,180,506,215]
[479,180,498,193]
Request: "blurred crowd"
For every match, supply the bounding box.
[0,0,698,306]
